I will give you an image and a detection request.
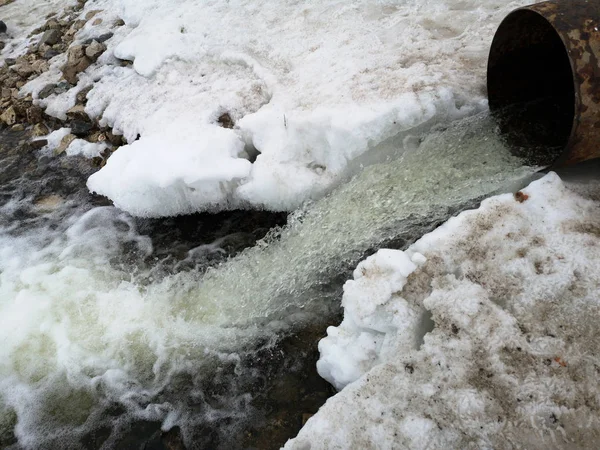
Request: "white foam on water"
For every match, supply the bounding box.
[0,205,266,447]
[0,112,539,447]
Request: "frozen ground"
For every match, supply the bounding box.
[9,0,529,216]
[286,171,600,449]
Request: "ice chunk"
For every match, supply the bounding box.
[87,123,252,216]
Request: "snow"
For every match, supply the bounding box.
[318,249,426,390]
[0,0,77,59]
[65,138,108,158]
[87,122,252,215]
[286,173,600,449]
[36,128,106,158]
[40,127,71,152]
[19,0,530,216]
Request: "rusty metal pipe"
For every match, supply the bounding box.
[487,0,600,166]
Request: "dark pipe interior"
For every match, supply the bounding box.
[487,10,575,166]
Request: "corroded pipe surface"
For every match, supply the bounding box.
[488,0,600,166]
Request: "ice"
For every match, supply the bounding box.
[28,0,530,216]
[87,122,253,216]
[285,173,600,449]
[317,249,426,390]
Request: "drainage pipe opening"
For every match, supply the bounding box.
[487,0,600,167]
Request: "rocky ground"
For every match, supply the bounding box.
[0,0,126,163]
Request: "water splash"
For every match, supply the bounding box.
[0,112,540,448]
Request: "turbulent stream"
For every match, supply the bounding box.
[0,112,543,449]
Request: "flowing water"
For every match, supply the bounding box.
[0,112,543,449]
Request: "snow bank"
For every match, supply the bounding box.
[23,0,530,216]
[286,173,600,449]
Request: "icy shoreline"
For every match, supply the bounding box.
[3,0,530,216]
[286,172,600,449]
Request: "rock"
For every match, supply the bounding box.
[92,18,103,26]
[66,44,85,62]
[26,106,44,124]
[88,131,106,143]
[97,32,114,43]
[1,88,11,99]
[39,29,62,46]
[42,49,60,60]
[83,32,113,45]
[11,124,24,131]
[0,20,6,34]
[54,81,71,94]
[65,20,87,37]
[218,112,234,129]
[113,18,125,27]
[4,58,16,66]
[85,10,102,20]
[62,45,91,84]
[55,133,76,154]
[12,62,35,77]
[66,104,88,120]
[31,59,49,74]
[52,43,67,52]
[76,86,93,105]
[3,76,18,88]
[106,130,126,146]
[37,43,51,54]
[85,40,106,61]
[45,19,61,30]
[0,106,17,126]
[30,138,48,150]
[0,42,5,51]
[34,194,63,210]
[38,84,57,99]
[32,123,49,137]
[70,119,93,137]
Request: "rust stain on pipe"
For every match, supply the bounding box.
[488,0,600,166]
